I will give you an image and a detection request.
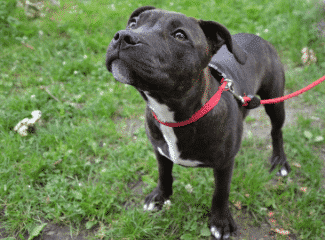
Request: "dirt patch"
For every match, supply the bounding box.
[32,222,95,240]
[0,220,98,240]
[231,209,277,240]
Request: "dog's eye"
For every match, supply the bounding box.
[174,31,187,41]
[129,19,137,29]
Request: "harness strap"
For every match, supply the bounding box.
[152,78,227,127]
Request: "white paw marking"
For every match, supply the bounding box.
[143,203,155,211]
[143,204,148,211]
[147,202,155,211]
[163,200,171,206]
[280,168,288,176]
[144,200,171,211]
[210,226,221,239]
[276,167,288,177]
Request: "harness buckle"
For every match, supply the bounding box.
[224,79,245,105]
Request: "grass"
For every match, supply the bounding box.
[0,0,325,239]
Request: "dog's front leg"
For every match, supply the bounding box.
[210,163,237,240]
[144,149,173,211]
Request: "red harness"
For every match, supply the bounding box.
[152,78,228,127]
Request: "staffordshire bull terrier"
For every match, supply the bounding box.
[105,6,291,239]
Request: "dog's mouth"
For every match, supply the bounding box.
[105,58,114,72]
[109,58,160,91]
[110,59,134,85]
[105,44,118,73]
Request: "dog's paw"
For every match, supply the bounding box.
[210,213,236,240]
[143,201,157,211]
[143,199,171,211]
[143,187,171,211]
[276,166,289,177]
[270,155,291,177]
[210,226,230,239]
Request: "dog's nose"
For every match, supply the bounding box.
[113,30,141,50]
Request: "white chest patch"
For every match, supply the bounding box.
[144,92,203,167]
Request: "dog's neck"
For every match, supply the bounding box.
[141,67,223,123]
[200,67,212,106]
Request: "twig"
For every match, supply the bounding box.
[39,86,61,102]
[22,42,35,50]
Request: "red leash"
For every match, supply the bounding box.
[152,76,325,127]
[244,75,325,105]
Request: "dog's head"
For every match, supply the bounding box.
[105,6,247,96]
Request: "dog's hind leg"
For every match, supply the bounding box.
[263,101,291,176]
[258,65,291,177]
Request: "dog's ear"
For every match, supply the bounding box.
[127,6,156,26]
[198,20,247,65]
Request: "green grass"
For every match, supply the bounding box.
[245,115,256,124]
[0,0,325,239]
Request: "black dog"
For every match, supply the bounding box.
[106,6,290,239]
